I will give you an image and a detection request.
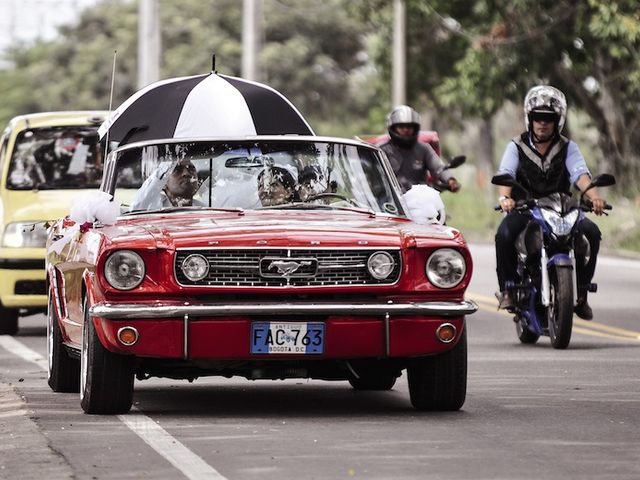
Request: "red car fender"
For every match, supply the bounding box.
[82,270,123,354]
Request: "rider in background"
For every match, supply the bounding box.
[495,85,606,319]
[380,105,461,194]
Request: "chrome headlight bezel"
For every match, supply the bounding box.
[104,250,146,291]
[181,254,210,282]
[425,248,466,289]
[1,221,50,248]
[367,251,395,280]
[541,208,579,236]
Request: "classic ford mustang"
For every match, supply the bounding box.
[46,136,477,414]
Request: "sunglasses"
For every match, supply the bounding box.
[530,112,557,123]
[173,163,197,174]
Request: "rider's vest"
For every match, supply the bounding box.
[512,133,570,200]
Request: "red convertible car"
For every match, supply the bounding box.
[46,136,477,414]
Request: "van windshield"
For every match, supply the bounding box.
[7,127,102,190]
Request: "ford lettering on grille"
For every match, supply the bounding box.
[260,257,318,278]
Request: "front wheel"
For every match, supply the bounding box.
[547,267,574,349]
[407,326,467,411]
[80,297,135,414]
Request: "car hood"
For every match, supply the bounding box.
[4,189,95,223]
[109,210,461,250]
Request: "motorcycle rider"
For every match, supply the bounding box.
[380,105,461,194]
[495,85,606,320]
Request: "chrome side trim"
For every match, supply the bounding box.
[90,300,479,319]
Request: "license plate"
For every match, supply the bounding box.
[251,322,325,354]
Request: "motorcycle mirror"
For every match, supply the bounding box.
[591,173,616,188]
[491,174,516,187]
[581,173,616,199]
[446,155,466,170]
[491,174,530,198]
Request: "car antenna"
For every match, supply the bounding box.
[104,50,117,201]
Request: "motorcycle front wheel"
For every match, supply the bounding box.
[547,267,574,349]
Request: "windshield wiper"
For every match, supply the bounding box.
[258,202,376,216]
[124,206,245,216]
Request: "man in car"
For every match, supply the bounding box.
[130,158,201,211]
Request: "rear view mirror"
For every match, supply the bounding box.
[225,156,266,168]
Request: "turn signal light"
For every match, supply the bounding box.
[436,323,457,343]
[117,326,139,346]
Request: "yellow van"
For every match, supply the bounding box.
[0,111,107,334]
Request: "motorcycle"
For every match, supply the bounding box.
[491,173,615,349]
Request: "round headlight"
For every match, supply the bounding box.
[367,251,395,280]
[104,250,145,290]
[425,248,466,289]
[181,254,209,281]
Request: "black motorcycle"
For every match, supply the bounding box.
[492,173,615,349]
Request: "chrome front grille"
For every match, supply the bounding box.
[174,249,401,287]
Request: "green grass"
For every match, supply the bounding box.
[440,186,640,255]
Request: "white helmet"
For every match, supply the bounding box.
[523,85,567,133]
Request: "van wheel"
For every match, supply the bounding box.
[0,306,18,335]
[47,292,80,392]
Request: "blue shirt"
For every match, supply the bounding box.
[497,135,591,185]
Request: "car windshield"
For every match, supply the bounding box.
[6,127,103,190]
[109,140,404,216]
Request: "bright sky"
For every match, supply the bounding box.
[0,0,101,66]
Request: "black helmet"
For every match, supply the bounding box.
[387,105,421,147]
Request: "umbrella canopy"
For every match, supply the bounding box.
[98,73,314,145]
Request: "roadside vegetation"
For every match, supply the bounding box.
[0,0,637,252]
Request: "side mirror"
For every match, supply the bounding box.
[581,173,615,199]
[491,173,516,187]
[491,173,530,198]
[591,173,616,188]
[446,155,466,170]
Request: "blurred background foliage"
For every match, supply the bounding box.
[0,0,638,250]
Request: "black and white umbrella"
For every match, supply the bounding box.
[98,72,314,145]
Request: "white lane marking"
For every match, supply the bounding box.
[119,411,227,480]
[0,335,48,370]
[0,335,227,480]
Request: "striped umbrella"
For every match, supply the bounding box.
[98,73,314,145]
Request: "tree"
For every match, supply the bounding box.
[0,0,377,137]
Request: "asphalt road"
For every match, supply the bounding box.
[1,243,639,480]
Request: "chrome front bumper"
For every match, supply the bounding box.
[90,300,479,319]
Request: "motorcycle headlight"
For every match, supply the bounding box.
[541,209,579,236]
[104,250,145,290]
[367,251,395,280]
[181,254,209,281]
[1,221,50,248]
[425,248,466,289]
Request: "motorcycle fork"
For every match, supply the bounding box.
[540,247,550,307]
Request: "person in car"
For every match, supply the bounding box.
[380,105,460,193]
[130,158,201,210]
[494,85,606,319]
[257,166,297,206]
